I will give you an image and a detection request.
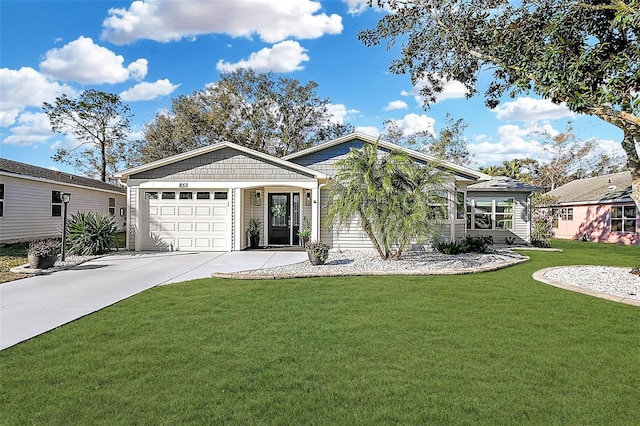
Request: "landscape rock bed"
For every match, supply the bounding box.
[544,266,640,301]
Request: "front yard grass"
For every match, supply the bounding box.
[1,240,639,424]
[0,242,28,283]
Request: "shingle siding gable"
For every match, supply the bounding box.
[129,147,316,181]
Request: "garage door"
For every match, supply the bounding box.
[143,190,230,251]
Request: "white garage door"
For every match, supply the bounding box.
[143,189,230,251]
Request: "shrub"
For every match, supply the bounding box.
[461,235,494,253]
[28,239,61,257]
[67,211,119,255]
[433,240,465,255]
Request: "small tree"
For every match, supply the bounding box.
[326,141,451,260]
[43,90,132,182]
[530,193,559,248]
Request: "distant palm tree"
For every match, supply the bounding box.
[326,141,451,260]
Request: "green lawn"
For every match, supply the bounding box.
[1,240,639,425]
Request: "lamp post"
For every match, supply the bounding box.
[61,192,72,261]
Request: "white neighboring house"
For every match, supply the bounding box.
[0,158,127,244]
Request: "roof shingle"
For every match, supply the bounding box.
[545,171,631,204]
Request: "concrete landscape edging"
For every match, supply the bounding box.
[210,255,530,280]
[533,266,640,307]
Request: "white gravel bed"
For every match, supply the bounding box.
[544,266,640,301]
[236,249,528,276]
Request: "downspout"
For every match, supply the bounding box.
[527,192,533,245]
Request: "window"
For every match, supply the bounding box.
[428,191,448,220]
[144,191,158,200]
[611,205,637,233]
[552,208,559,228]
[179,192,193,200]
[0,183,4,217]
[560,208,573,221]
[196,192,210,200]
[214,191,228,200]
[108,197,116,215]
[466,197,514,230]
[52,190,62,217]
[161,191,175,200]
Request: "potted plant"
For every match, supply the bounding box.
[306,240,329,265]
[297,217,312,247]
[248,218,261,248]
[28,239,61,269]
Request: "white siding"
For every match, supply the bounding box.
[0,175,126,243]
[243,188,265,248]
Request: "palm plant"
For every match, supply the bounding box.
[326,141,451,260]
[67,211,119,255]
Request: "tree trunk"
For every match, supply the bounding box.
[621,129,640,209]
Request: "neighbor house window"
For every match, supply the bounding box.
[108,197,116,215]
[552,208,559,228]
[0,183,4,217]
[611,205,637,233]
[466,197,514,230]
[52,190,62,217]
[560,207,573,221]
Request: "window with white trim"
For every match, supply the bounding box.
[560,207,573,221]
[466,197,514,230]
[52,190,62,217]
[0,183,4,217]
[611,205,637,233]
[108,197,116,215]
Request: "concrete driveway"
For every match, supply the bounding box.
[0,250,307,350]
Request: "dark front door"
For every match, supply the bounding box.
[268,193,290,245]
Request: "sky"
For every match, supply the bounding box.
[0,0,628,176]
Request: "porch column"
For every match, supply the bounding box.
[233,188,242,251]
[311,186,319,241]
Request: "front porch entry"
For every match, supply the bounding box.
[268,192,301,246]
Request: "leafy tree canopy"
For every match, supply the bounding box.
[134,69,353,164]
[43,90,131,182]
[360,0,640,206]
[383,113,471,166]
[326,141,451,260]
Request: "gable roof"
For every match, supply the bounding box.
[467,176,542,193]
[0,158,125,194]
[115,141,327,181]
[546,171,632,204]
[283,131,493,181]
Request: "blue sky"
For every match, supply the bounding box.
[0,0,627,175]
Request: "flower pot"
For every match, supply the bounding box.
[250,235,260,248]
[308,252,326,266]
[28,254,57,270]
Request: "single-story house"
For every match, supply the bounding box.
[0,158,127,244]
[546,171,639,245]
[115,132,540,252]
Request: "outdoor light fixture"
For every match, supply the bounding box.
[254,190,262,206]
[305,191,312,206]
[61,192,72,261]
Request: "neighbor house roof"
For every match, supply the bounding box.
[115,141,327,181]
[467,176,542,193]
[545,171,632,205]
[283,132,492,182]
[0,158,126,194]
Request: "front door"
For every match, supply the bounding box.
[268,193,291,245]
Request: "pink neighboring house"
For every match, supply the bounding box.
[546,171,639,245]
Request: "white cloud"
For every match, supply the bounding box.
[120,79,179,101]
[39,36,147,84]
[216,40,309,73]
[384,100,408,111]
[102,0,343,44]
[402,76,468,105]
[0,67,74,126]
[493,97,574,121]
[393,113,436,137]
[355,126,381,138]
[326,103,359,125]
[343,0,370,15]
[1,112,54,145]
